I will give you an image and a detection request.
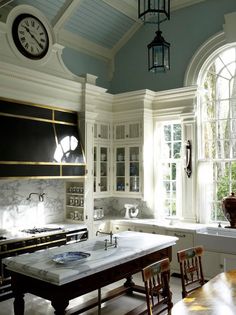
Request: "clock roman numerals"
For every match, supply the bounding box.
[12,13,49,60]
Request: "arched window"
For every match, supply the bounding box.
[198,46,236,222]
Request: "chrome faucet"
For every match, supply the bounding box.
[96,230,113,243]
[96,230,118,250]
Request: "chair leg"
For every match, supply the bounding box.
[98,288,101,315]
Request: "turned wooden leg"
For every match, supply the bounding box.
[51,298,69,315]
[13,293,25,315]
[124,275,135,287]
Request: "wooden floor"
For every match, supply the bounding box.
[0,273,182,315]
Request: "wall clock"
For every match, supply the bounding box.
[12,13,49,60]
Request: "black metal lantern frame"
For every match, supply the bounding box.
[147,27,170,72]
[138,0,170,24]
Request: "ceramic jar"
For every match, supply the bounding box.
[222,192,236,227]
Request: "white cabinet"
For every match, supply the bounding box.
[134,225,165,235]
[65,181,85,222]
[166,230,194,273]
[93,121,111,196]
[111,222,135,233]
[114,121,142,141]
[201,252,236,279]
[202,251,221,279]
[114,145,142,194]
[94,145,110,195]
[94,122,110,141]
[220,253,236,272]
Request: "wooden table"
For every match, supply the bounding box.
[172,270,236,315]
[4,232,177,315]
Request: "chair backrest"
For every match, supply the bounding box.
[177,245,205,298]
[142,257,173,315]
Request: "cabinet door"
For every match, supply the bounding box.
[94,145,109,194]
[202,251,221,279]
[114,122,142,141]
[112,223,135,233]
[166,230,194,273]
[94,122,110,141]
[114,145,141,194]
[220,253,236,272]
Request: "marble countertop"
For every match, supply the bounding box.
[3,231,177,286]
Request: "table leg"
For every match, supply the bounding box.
[51,299,69,315]
[13,293,25,315]
[124,275,135,288]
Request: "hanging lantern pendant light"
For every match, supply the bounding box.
[138,0,170,24]
[138,0,171,72]
[147,26,170,72]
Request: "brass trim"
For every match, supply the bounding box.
[0,112,76,126]
[0,161,85,165]
[0,97,78,114]
[1,238,67,254]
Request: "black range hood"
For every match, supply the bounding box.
[0,98,86,178]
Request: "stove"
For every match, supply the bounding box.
[0,224,88,301]
[21,227,62,234]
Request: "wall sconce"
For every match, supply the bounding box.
[27,192,45,202]
[185,140,192,178]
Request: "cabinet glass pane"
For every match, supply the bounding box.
[99,147,108,192]
[116,177,125,191]
[130,176,139,192]
[100,177,107,191]
[94,147,97,192]
[129,147,140,192]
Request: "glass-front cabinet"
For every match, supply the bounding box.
[114,145,141,194]
[94,145,110,194]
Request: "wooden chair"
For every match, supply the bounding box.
[177,245,205,298]
[125,258,173,315]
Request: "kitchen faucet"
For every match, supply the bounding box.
[96,230,117,250]
[27,192,45,202]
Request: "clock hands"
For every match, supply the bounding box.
[22,25,44,50]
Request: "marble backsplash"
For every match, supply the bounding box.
[0,179,65,230]
[94,197,153,219]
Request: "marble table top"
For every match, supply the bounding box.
[3,231,177,286]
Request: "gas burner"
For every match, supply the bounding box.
[21,227,62,234]
[0,236,6,240]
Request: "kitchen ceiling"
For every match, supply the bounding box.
[0,0,205,61]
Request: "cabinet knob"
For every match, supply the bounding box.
[98,183,101,186]
[126,183,129,186]
[126,134,128,137]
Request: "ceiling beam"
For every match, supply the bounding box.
[102,0,140,22]
[52,0,83,34]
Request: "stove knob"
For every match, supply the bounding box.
[46,236,50,242]
[2,244,7,251]
[41,237,45,243]
[22,241,26,247]
[37,238,41,244]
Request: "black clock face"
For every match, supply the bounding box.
[12,13,49,60]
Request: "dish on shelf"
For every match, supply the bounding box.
[52,251,90,264]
